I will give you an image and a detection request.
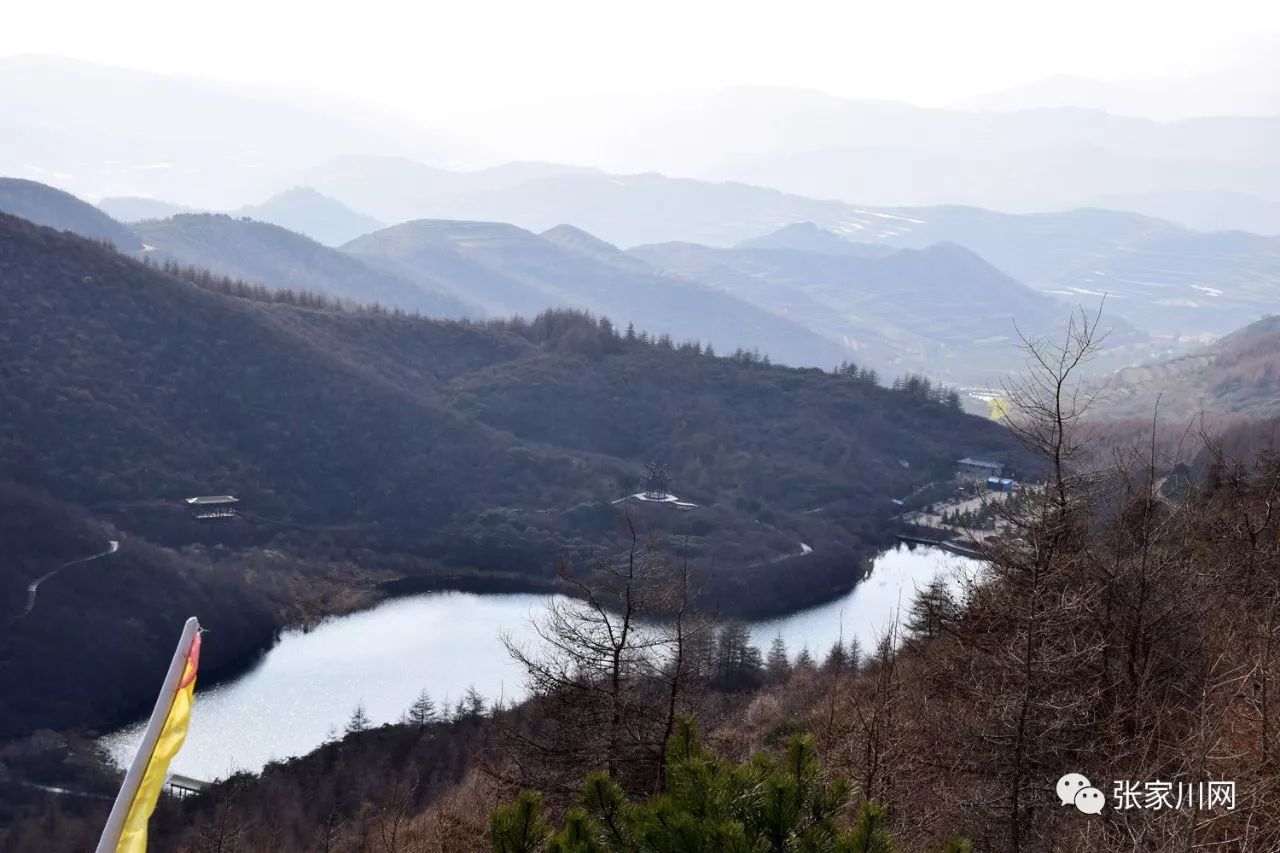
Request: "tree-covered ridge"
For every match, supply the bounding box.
[132,212,477,318]
[0,214,1017,621]
[0,177,143,251]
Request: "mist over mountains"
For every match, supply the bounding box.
[6,172,1280,386]
[2,55,1278,385]
[6,20,1280,852]
[5,57,1279,236]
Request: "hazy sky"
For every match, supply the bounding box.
[3,0,1278,118]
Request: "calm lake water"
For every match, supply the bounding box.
[102,544,979,780]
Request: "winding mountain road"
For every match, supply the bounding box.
[20,540,119,618]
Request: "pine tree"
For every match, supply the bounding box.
[490,791,551,853]
[847,636,863,676]
[405,689,438,728]
[904,578,959,646]
[766,635,791,682]
[795,646,816,670]
[463,685,487,719]
[823,639,848,673]
[846,801,895,853]
[493,718,899,852]
[344,703,371,735]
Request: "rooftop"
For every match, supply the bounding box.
[184,495,239,505]
[957,458,1002,469]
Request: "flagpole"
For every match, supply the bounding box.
[96,617,200,853]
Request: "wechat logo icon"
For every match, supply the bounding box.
[1058,773,1104,815]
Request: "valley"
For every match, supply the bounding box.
[3,33,1280,852]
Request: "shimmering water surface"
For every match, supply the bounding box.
[102,545,978,780]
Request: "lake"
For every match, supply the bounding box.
[101,544,979,781]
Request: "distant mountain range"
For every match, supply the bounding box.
[5,58,1278,235]
[329,168,1274,339]
[1085,189,1280,236]
[100,186,385,247]
[231,187,384,246]
[343,219,851,369]
[961,72,1280,122]
[11,176,1280,381]
[294,156,602,225]
[632,235,1076,384]
[735,222,895,257]
[0,55,478,208]
[98,196,193,223]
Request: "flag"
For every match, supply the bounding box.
[97,617,201,853]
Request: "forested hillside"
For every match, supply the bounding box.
[0,177,142,250]
[0,215,1017,622]
[0,482,280,739]
[1099,314,1280,421]
[343,218,853,369]
[13,397,1280,851]
[131,213,477,318]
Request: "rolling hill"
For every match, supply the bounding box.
[356,170,1279,340]
[632,234,1082,384]
[1098,315,1280,422]
[293,155,603,225]
[342,219,854,369]
[130,213,477,319]
[231,187,384,246]
[0,213,1019,628]
[0,177,142,250]
[97,195,194,223]
[735,221,896,257]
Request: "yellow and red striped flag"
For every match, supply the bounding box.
[97,617,201,853]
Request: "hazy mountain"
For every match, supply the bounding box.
[707,143,1280,228]
[294,155,603,224]
[6,58,1277,232]
[0,214,1017,631]
[651,87,1280,232]
[963,72,1280,121]
[736,222,895,257]
[1086,189,1280,235]
[868,206,1280,338]
[0,56,478,208]
[132,213,477,318]
[392,171,871,247]
[0,176,143,250]
[101,187,385,245]
[344,219,854,368]
[97,196,194,222]
[631,238,1074,384]
[232,187,384,246]
[1098,315,1280,422]
[356,170,1280,340]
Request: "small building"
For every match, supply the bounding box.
[956,457,1003,483]
[184,495,239,520]
[986,477,1016,492]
